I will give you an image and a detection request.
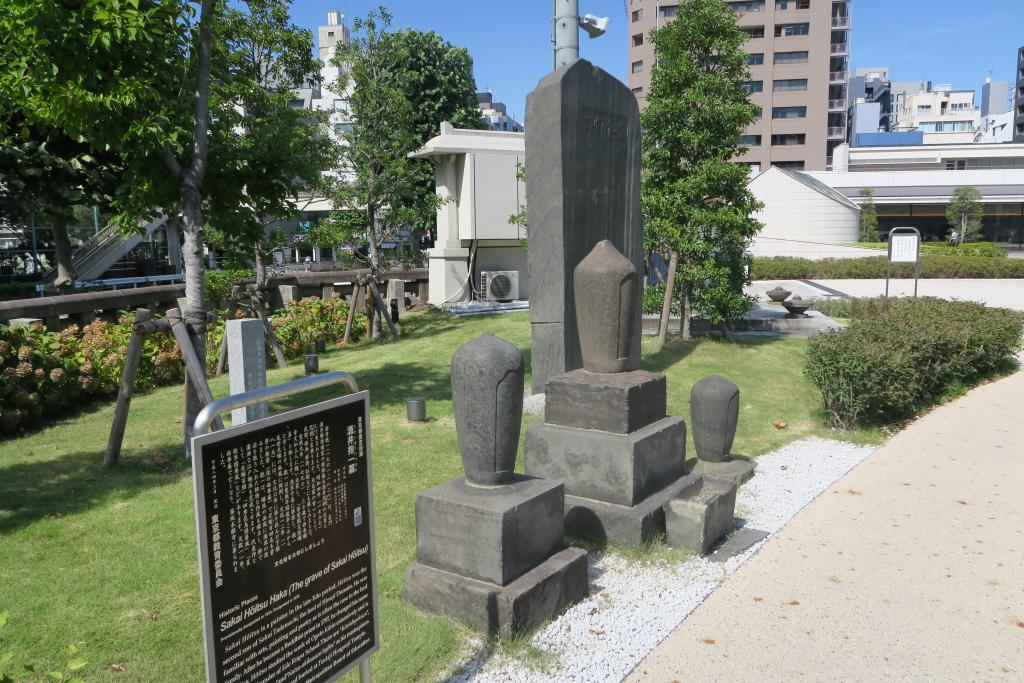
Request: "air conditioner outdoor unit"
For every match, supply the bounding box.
[480,270,519,302]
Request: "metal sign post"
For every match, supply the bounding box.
[191,372,376,683]
[886,227,921,298]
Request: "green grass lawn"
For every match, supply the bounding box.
[0,310,880,682]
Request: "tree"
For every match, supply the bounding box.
[858,187,879,243]
[0,0,183,287]
[946,186,984,244]
[640,0,764,343]
[379,29,481,233]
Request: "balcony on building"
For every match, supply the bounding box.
[828,98,848,111]
[829,71,848,84]
[831,42,849,55]
[827,126,847,139]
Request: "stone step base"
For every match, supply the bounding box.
[564,474,699,547]
[403,547,589,636]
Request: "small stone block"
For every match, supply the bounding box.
[415,475,564,586]
[403,547,589,636]
[525,416,686,506]
[688,456,756,486]
[563,474,696,546]
[664,475,738,555]
[7,318,43,328]
[708,527,769,563]
[544,369,666,433]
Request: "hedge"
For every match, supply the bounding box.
[0,297,365,436]
[752,254,1024,280]
[805,298,1024,428]
[850,242,1007,258]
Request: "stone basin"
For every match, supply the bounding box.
[781,297,812,318]
[765,287,791,303]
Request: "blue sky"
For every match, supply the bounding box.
[291,1,1023,122]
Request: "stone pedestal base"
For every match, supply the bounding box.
[688,456,756,486]
[524,417,686,507]
[664,475,738,555]
[404,547,588,636]
[564,475,697,546]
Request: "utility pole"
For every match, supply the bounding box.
[552,0,609,70]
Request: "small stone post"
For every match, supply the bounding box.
[227,318,268,425]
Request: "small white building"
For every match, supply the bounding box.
[409,123,528,305]
[748,167,865,258]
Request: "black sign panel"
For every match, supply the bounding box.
[191,391,378,683]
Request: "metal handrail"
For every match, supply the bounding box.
[192,371,360,436]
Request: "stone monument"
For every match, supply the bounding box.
[524,241,693,546]
[404,334,588,635]
[525,59,644,393]
[689,375,755,485]
[226,318,267,424]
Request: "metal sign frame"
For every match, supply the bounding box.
[885,227,922,298]
[191,372,376,683]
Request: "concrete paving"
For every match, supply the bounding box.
[627,370,1024,682]
[749,278,1024,311]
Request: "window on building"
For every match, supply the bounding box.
[773,78,807,91]
[916,105,932,113]
[774,50,809,64]
[772,106,807,119]
[333,98,348,111]
[747,53,764,65]
[740,80,764,93]
[632,33,644,47]
[288,99,304,109]
[946,160,967,170]
[950,102,970,111]
[771,133,806,145]
[335,122,353,135]
[632,86,643,95]
[773,160,806,169]
[776,0,810,8]
[775,23,810,37]
[918,120,974,133]
[631,8,643,21]
[743,26,765,38]
[631,60,644,73]
[738,134,763,145]
[727,1,764,11]
[658,5,678,17]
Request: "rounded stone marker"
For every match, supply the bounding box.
[690,375,740,463]
[573,240,638,374]
[451,333,525,486]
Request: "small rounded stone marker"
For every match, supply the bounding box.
[451,333,525,486]
[690,375,740,463]
[573,239,639,374]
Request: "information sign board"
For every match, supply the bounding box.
[191,391,377,683]
[889,234,920,263]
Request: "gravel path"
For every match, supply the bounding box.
[446,437,877,683]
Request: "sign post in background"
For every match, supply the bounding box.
[192,387,377,683]
[886,227,921,298]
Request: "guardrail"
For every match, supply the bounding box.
[0,283,185,329]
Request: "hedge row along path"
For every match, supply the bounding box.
[747,278,1024,312]
[629,368,1024,681]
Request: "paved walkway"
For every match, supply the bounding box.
[749,279,1024,311]
[628,370,1024,682]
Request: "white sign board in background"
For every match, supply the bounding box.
[889,234,920,263]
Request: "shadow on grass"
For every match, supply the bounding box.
[0,442,191,533]
[271,360,455,412]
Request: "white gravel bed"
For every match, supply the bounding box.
[446,437,876,683]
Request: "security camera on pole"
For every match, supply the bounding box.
[552,0,610,69]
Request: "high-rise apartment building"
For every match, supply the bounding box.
[1014,46,1024,142]
[626,0,852,171]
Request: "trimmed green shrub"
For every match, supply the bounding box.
[752,254,1024,280]
[852,242,1007,258]
[805,298,1024,428]
[270,296,366,357]
[642,282,683,316]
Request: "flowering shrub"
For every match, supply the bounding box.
[270,296,365,357]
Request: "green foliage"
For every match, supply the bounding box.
[858,188,879,242]
[852,241,1006,258]
[204,268,256,305]
[0,317,184,436]
[946,186,984,244]
[751,254,1024,279]
[328,10,480,274]
[1,611,88,683]
[806,298,1023,428]
[643,282,682,316]
[270,297,365,356]
[640,0,764,326]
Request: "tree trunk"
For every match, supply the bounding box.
[657,250,679,347]
[959,215,966,245]
[50,213,76,290]
[680,282,693,342]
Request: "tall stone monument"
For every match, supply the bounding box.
[525,59,644,393]
[525,241,692,546]
[404,334,588,635]
[226,318,267,424]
